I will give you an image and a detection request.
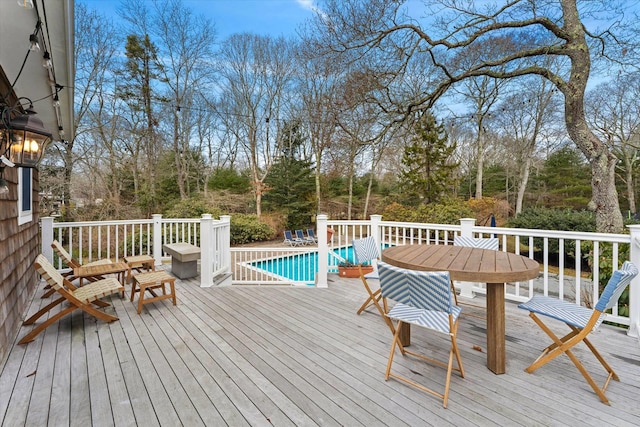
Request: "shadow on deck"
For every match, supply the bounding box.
[1,267,640,426]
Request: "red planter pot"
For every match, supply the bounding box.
[338,265,373,278]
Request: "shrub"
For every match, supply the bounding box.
[164,197,221,218]
[382,197,473,224]
[508,207,596,268]
[508,207,595,232]
[230,214,274,244]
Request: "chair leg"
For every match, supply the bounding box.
[78,301,119,323]
[23,297,65,325]
[356,288,381,314]
[385,321,403,380]
[525,313,614,405]
[581,336,619,382]
[357,280,396,335]
[385,320,462,408]
[19,305,77,344]
[41,287,56,299]
[450,279,459,306]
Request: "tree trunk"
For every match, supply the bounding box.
[475,124,484,200]
[625,158,636,214]
[515,156,531,215]
[562,0,623,232]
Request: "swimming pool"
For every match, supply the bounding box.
[250,246,376,285]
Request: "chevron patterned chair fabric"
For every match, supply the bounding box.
[453,236,499,250]
[451,236,500,307]
[378,261,465,408]
[518,261,638,405]
[352,237,384,311]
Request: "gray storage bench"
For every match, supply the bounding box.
[162,242,200,279]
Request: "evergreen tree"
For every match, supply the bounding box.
[398,112,458,205]
[116,34,166,213]
[263,120,316,229]
[537,145,591,209]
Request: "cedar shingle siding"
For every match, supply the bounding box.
[0,166,40,363]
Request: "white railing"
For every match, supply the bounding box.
[39,213,640,339]
[230,247,318,286]
[40,214,231,288]
[317,215,640,338]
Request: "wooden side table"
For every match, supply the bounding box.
[130,271,177,314]
[73,262,130,297]
[124,255,155,282]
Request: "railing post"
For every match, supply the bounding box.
[370,214,382,247]
[458,217,477,299]
[316,214,328,288]
[152,214,163,268]
[627,225,640,338]
[460,217,476,238]
[220,215,232,275]
[200,214,213,288]
[41,216,54,263]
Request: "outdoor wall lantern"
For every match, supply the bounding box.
[0,99,52,167]
[0,99,52,194]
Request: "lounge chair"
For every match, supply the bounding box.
[43,240,114,298]
[19,254,124,345]
[295,229,313,244]
[518,261,638,405]
[283,230,304,246]
[306,229,318,243]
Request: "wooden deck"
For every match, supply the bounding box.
[1,268,640,426]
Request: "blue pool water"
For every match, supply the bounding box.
[251,246,377,285]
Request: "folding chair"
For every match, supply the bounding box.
[451,236,499,307]
[19,254,124,345]
[518,261,638,405]
[378,261,465,408]
[45,240,113,297]
[352,237,382,314]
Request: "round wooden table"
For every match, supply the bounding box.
[382,244,539,374]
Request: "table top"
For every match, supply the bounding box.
[381,244,539,283]
[73,262,130,277]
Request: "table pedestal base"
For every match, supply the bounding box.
[486,283,506,374]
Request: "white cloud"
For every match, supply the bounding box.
[294,0,316,12]
[296,0,316,10]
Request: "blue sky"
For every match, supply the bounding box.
[81,0,318,39]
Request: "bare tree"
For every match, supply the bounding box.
[312,0,640,232]
[587,73,640,214]
[296,45,343,213]
[495,76,560,214]
[152,0,216,200]
[216,34,296,217]
[66,4,119,210]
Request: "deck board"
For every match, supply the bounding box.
[2,267,640,427]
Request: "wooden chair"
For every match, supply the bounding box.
[19,254,124,345]
[352,237,396,334]
[378,261,465,408]
[44,240,113,297]
[518,261,638,405]
[352,237,383,314]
